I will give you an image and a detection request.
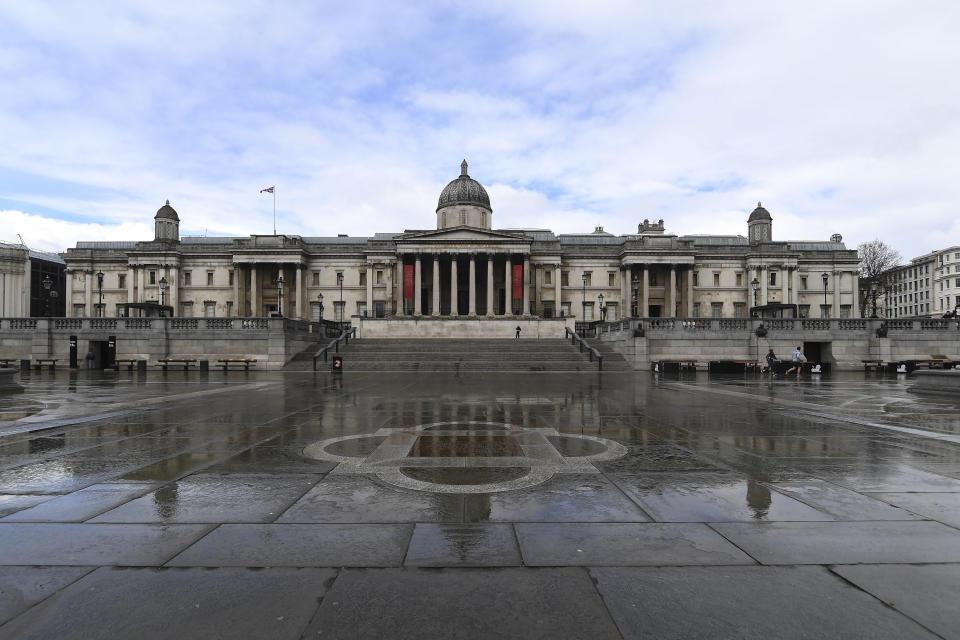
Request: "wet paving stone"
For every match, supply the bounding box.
[89,474,319,523]
[465,474,650,522]
[1,483,157,522]
[0,566,95,625]
[517,522,755,566]
[301,567,622,640]
[711,521,960,564]
[0,494,51,518]
[277,475,463,523]
[117,452,230,482]
[609,472,834,522]
[803,462,960,492]
[167,523,410,567]
[591,566,939,640]
[768,479,921,521]
[199,445,337,474]
[867,492,960,528]
[0,458,144,494]
[831,564,960,640]
[404,523,522,566]
[594,444,727,473]
[0,567,337,640]
[0,523,213,566]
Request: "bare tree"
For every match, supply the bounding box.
[858,239,901,317]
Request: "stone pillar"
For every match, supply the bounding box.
[251,265,258,317]
[170,266,179,314]
[65,270,74,316]
[232,265,240,317]
[641,266,649,317]
[395,257,403,314]
[621,267,629,315]
[126,266,135,307]
[792,269,800,306]
[84,270,92,316]
[555,264,562,316]
[450,257,458,316]
[138,267,145,305]
[366,264,373,318]
[486,255,494,316]
[759,267,768,306]
[469,255,477,316]
[781,266,789,306]
[834,271,841,317]
[432,255,440,316]
[414,255,422,315]
[296,266,305,319]
[668,266,677,318]
[522,256,530,316]
[505,256,512,315]
[852,272,860,317]
[686,267,694,317]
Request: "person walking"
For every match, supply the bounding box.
[785,346,804,379]
[515,325,521,339]
[765,348,778,376]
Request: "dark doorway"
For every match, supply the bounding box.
[84,340,113,369]
[648,305,661,317]
[803,341,832,365]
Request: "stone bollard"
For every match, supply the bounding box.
[199,360,209,372]
[136,360,147,372]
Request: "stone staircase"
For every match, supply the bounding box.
[286,338,630,372]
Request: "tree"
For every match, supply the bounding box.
[857,239,901,317]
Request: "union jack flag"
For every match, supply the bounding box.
[260,186,274,194]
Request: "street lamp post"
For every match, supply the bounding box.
[581,273,587,320]
[821,272,829,317]
[631,277,639,318]
[337,272,344,323]
[598,293,605,322]
[159,276,168,312]
[870,283,878,318]
[317,292,324,321]
[42,274,53,317]
[751,277,759,309]
[276,273,284,317]
[96,271,104,317]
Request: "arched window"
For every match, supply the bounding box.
[460,210,467,225]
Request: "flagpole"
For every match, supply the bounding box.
[273,188,276,236]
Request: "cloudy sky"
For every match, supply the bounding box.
[1,2,957,260]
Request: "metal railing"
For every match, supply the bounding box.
[565,327,603,370]
[312,327,357,370]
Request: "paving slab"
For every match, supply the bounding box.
[593,444,725,472]
[832,564,960,640]
[0,523,214,566]
[0,458,142,494]
[201,445,338,474]
[0,495,50,518]
[1,483,158,522]
[166,523,410,567]
[868,492,960,528]
[801,461,960,492]
[0,567,337,640]
[0,566,94,625]
[88,474,318,523]
[711,521,960,564]
[768,479,921,520]
[301,567,622,640]
[591,566,939,640]
[404,523,521,566]
[464,474,650,522]
[516,523,755,566]
[276,475,463,523]
[117,452,231,482]
[609,472,834,522]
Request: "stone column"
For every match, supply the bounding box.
[138,267,145,305]
[450,257,458,316]
[170,266,179,314]
[668,266,677,317]
[297,266,306,319]
[65,270,74,316]
[781,266,789,306]
[432,255,440,316]
[126,266,135,306]
[469,255,477,316]
[366,264,373,317]
[414,255,422,315]
[84,270,92,316]
[395,257,403,314]
[505,256,512,315]
[251,265,258,317]
[641,266,649,317]
[834,271,841,317]
[621,266,629,315]
[522,256,530,316]
[686,267,694,317]
[232,265,240,317]
[555,263,562,316]
[486,255,494,316]
[852,272,860,317]
[792,269,800,306]
[759,267,768,306]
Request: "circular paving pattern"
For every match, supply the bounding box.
[302,420,627,494]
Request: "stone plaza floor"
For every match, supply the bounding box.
[0,368,959,639]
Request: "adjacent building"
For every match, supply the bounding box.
[0,241,66,317]
[60,161,860,321]
[882,246,960,318]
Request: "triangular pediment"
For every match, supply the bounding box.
[396,226,527,243]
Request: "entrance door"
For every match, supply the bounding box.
[648,305,661,317]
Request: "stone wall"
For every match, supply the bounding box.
[354,316,575,339]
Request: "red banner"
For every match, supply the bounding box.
[403,265,414,299]
[512,264,523,299]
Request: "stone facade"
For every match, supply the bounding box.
[882,246,960,318]
[61,162,860,322]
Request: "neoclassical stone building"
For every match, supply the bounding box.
[62,161,860,322]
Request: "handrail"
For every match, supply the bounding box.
[565,327,603,370]
[312,327,357,371]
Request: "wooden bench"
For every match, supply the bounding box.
[156,358,196,371]
[113,358,139,371]
[733,360,764,372]
[862,360,886,372]
[216,358,257,371]
[0,358,19,368]
[34,358,58,370]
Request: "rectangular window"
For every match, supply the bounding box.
[182,302,193,317]
[204,302,216,317]
[606,303,617,322]
[769,272,777,286]
[734,302,746,318]
[226,301,233,317]
[820,304,831,318]
[359,272,367,287]
[311,302,321,321]
[183,271,191,286]
[692,272,698,287]
[118,274,126,289]
[149,271,156,285]
[840,304,851,318]
[561,271,569,287]
[358,302,367,317]
[206,272,214,286]
[334,301,345,322]
[561,302,570,317]
[545,270,552,285]
[375,301,385,318]
[74,304,86,317]
[801,276,808,289]
[543,301,554,318]
[229,270,234,286]
[584,302,594,321]
[736,273,743,287]
[650,273,658,286]
[376,270,384,285]
[692,302,700,317]
[956,279,960,287]
[608,272,616,287]
[312,271,320,286]
[713,273,720,287]
[583,272,592,286]
[711,302,723,318]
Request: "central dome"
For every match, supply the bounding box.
[436,160,491,212]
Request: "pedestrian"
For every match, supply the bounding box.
[85,350,95,369]
[515,325,521,339]
[785,346,804,379]
[765,348,778,376]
